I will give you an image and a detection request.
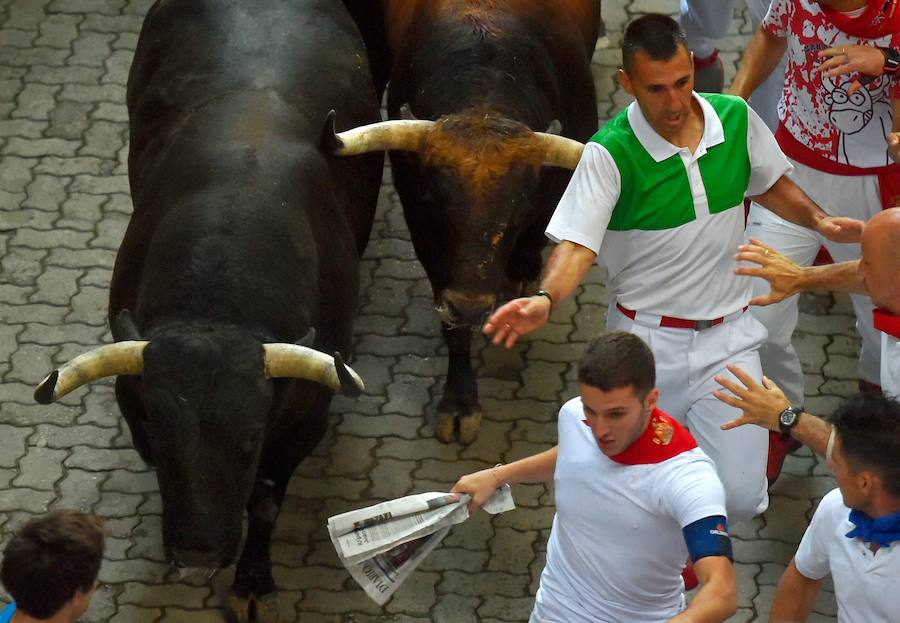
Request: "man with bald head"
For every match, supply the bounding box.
[712,208,900,623]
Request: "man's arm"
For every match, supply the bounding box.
[770,559,824,623]
[729,27,788,99]
[714,364,832,457]
[750,177,863,244]
[483,241,596,348]
[451,446,558,513]
[668,556,737,623]
[889,99,900,164]
[734,239,867,305]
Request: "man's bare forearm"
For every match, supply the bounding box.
[730,27,788,98]
[751,176,828,231]
[789,413,832,457]
[494,446,558,486]
[770,560,823,622]
[539,240,598,306]
[798,260,867,295]
[668,557,737,623]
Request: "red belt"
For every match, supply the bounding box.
[616,303,747,331]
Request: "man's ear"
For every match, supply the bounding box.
[645,387,660,412]
[618,68,634,96]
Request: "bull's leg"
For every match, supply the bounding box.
[225,478,283,623]
[435,324,482,444]
[227,407,329,623]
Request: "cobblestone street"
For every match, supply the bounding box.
[0,1,859,621]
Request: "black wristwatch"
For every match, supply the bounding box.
[535,290,554,310]
[881,47,900,77]
[778,406,804,435]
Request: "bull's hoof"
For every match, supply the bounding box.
[225,590,279,623]
[457,411,482,445]
[435,413,456,443]
[434,410,483,445]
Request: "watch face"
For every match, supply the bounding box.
[780,408,797,430]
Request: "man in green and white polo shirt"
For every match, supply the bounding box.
[485,14,863,525]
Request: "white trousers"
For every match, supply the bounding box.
[608,305,770,523]
[680,0,784,130]
[745,159,884,404]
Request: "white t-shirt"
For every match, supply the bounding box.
[531,398,728,623]
[795,489,900,623]
[546,94,791,319]
[881,332,900,398]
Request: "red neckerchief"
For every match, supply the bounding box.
[608,408,698,465]
[821,0,900,39]
[874,308,900,339]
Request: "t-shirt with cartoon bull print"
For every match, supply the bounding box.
[764,0,900,169]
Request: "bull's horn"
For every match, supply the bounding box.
[534,132,585,170]
[325,114,434,157]
[263,344,365,396]
[34,341,149,404]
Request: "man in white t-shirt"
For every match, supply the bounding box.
[482,13,862,525]
[453,332,737,623]
[727,392,900,622]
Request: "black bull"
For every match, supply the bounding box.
[329,0,601,443]
[33,0,383,620]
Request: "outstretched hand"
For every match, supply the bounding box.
[482,296,551,348]
[734,239,804,306]
[714,364,790,432]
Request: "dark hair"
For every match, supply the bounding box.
[577,331,656,398]
[622,14,690,75]
[1,510,107,618]
[832,393,900,497]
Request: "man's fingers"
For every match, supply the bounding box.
[713,389,742,409]
[713,375,745,398]
[846,80,862,96]
[719,415,748,431]
[503,328,519,349]
[725,363,759,389]
[748,293,780,306]
[734,266,764,277]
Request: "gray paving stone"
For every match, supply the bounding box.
[35,13,81,48]
[47,100,92,139]
[0,424,30,468]
[48,0,125,14]
[0,118,44,137]
[11,444,66,489]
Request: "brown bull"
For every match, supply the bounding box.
[329,0,602,443]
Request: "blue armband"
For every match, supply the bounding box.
[682,515,733,562]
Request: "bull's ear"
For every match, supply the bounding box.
[111,309,143,341]
[334,351,364,397]
[295,327,316,349]
[545,119,562,135]
[319,109,343,153]
[399,103,419,121]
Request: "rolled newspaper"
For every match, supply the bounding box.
[328,487,515,604]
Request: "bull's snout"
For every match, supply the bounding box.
[437,290,497,326]
[166,542,235,569]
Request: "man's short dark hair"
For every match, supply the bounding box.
[622,14,690,75]
[578,331,656,398]
[832,392,900,497]
[1,510,107,618]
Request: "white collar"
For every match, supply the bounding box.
[626,92,725,162]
